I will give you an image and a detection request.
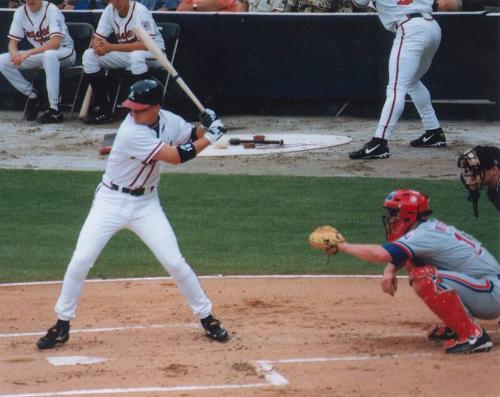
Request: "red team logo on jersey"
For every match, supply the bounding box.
[26,27,50,43]
[117,30,134,43]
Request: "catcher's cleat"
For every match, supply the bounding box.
[348,137,390,160]
[427,325,457,341]
[201,315,229,342]
[445,328,493,354]
[410,128,447,148]
[37,320,70,350]
[38,108,63,124]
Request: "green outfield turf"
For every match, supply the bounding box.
[0,169,498,283]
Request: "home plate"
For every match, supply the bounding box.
[46,356,108,366]
[198,133,352,157]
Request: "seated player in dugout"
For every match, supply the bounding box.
[0,0,75,123]
[81,0,165,125]
[458,145,500,217]
[321,190,500,354]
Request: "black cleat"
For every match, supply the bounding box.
[25,94,41,121]
[445,328,493,354]
[82,109,114,125]
[37,320,70,350]
[38,108,63,124]
[410,128,447,147]
[348,137,390,160]
[427,325,457,341]
[201,315,229,342]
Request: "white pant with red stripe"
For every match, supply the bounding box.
[438,270,500,320]
[54,185,213,321]
[0,47,75,109]
[375,17,441,140]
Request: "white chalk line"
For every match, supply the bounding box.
[0,323,199,338]
[0,383,271,397]
[0,274,389,287]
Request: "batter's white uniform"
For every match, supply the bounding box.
[354,0,441,140]
[55,110,212,321]
[83,0,164,75]
[0,1,75,108]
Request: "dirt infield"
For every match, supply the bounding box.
[1,277,499,397]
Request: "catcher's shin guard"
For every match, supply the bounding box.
[409,265,481,342]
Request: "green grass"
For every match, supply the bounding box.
[0,169,498,282]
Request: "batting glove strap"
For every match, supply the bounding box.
[204,119,226,144]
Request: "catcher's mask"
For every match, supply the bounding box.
[457,147,484,193]
[382,189,432,242]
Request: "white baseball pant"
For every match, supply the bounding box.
[83,49,161,75]
[375,17,441,140]
[54,186,213,321]
[0,47,75,109]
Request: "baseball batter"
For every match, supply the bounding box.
[314,189,500,354]
[37,79,229,350]
[82,0,164,125]
[0,0,75,123]
[349,0,445,159]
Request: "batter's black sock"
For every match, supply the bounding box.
[56,319,70,332]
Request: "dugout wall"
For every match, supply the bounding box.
[0,10,497,117]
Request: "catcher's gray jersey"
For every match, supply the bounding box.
[385,218,499,279]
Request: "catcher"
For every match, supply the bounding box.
[457,145,500,218]
[309,189,500,354]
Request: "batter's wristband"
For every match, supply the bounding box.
[177,143,197,163]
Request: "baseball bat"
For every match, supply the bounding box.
[133,25,206,112]
[79,85,92,119]
[229,138,284,146]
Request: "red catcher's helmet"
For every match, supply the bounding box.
[382,189,432,241]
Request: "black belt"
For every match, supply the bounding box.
[111,183,154,197]
[407,12,424,18]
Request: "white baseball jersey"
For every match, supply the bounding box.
[95,0,165,50]
[102,110,192,190]
[384,218,500,279]
[8,1,73,49]
[354,0,434,32]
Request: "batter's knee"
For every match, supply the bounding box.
[162,255,193,281]
[65,252,96,281]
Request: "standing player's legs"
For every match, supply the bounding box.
[129,197,212,318]
[37,187,128,349]
[129,196,228,341]
[55,193,127,320]
[349,22,422,159]
[408,19,446,147]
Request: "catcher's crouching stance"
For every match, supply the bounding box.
[309,189,500,354]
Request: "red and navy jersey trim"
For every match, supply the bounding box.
[440,273,494,293]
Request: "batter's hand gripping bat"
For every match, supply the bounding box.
[133,24,206,113]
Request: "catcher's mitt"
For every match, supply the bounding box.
[308,225,346,254]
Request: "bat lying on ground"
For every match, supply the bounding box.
[229,138,284,146]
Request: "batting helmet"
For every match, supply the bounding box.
[122,79,164,110]
[382,189,432,241]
